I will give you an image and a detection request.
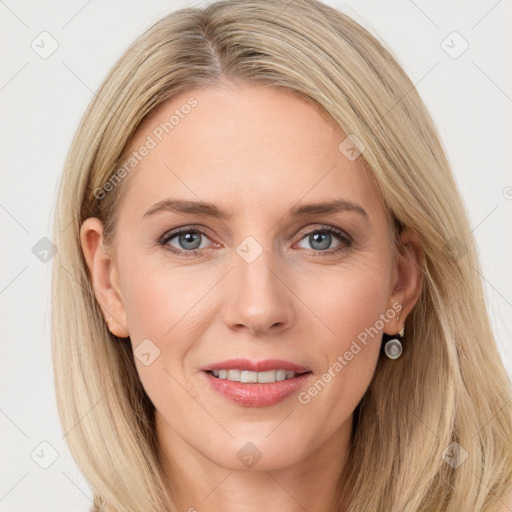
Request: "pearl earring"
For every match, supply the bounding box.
[384,318,405,360]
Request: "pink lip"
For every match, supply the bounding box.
[202,371,312,407]
[200,358,311,373]
[200,359,313,407]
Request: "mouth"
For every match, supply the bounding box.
[204,368,312,383]
[200,359,313,407]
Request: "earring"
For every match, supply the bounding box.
[384,325,405,360]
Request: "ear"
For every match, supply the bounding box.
[79,217,130,338]
[384,228,423,335]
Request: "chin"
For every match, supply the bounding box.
[204,432,310,472]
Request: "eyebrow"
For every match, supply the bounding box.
[142,198,368,221]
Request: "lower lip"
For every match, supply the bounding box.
[202,371,312,407]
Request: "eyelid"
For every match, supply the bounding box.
[294,223,351,242]
[158,224,215,245]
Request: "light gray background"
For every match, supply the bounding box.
[1,1,511,510]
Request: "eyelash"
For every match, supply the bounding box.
[157,224,353,258]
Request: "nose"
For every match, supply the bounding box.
[221,246,295,336]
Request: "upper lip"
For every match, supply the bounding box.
[201,358,311,373]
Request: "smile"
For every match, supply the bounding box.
[207,369,308,383]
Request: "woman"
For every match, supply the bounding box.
[51,0,512,510]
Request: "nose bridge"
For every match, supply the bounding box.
[223,236,293,334]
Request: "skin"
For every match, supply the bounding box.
[81,79,422,512]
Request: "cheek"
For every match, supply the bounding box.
[297,255,392,348]
[121,271,172,341]
[330,272,389,344]
[294,257,392,415]
[119,254,207,341]
[118,257,218,396]
[118,262,204,408]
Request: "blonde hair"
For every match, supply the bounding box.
[51,1,512,510]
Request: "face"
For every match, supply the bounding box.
[82,80,416,474]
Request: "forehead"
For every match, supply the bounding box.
[117,82,383,221]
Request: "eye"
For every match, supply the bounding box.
[158,226,215,257]
[158,224,352,258]
[295,226,352,255]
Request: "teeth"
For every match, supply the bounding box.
[210,369,301,383]
[241,370,258,383]
[257,370,276,383]
[275,369,287,381]
[227,369,241,381]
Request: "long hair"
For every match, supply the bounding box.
[51,1,512,510]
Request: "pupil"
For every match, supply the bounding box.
[310,232,331,250]
[180,232,201,250]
